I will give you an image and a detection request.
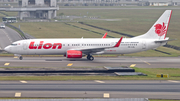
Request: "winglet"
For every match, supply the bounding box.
[102,33,107,38]
[114,37,123,47]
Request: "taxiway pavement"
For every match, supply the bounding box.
[0,25,22,50]
[0,56,180,68]
[0,80,180,99]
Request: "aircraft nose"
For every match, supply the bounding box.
[4,46,10,52]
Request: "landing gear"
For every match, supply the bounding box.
[87,54,94,61]
[14,54,23,60]
[19,56,23,60]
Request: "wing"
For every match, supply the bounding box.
[69,37,123,55]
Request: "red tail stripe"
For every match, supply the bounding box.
[164,10,172,39]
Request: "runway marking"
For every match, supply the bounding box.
[14,57,18,58]
[168,80,180,83]
[4,63,10,66]
[143,61,151,65]
[94,80,105,83]
[1,29,13,43]
[139,59,151,65]
[15,92,21,97]
[130,64,136,67]
[20,81,27,83]
[103,93,110,98]
[67,63,73,66]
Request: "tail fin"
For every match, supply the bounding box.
[134,10,172,40]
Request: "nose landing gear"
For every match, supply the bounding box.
[87,54,94,61]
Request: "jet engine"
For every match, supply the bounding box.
[66,50,82,58]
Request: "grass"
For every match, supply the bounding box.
[0,11,18,16]
[57,6,180,8]
[0,67,180,80]
[12,22,103,38]
[0,13,6,17]
[132,67,180,78]
[66,22,121,38]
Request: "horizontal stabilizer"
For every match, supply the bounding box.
[154,37,169,43]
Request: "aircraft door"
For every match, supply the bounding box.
[23,41,28,50]
[142,41,146,49]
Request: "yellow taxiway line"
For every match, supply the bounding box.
[94,80,105,83]
[67,63,73,66]
[130,64,136,67]
[20,81,27,83]
[15,92,21,97]
[4,63,10,66]
[103,93,110,98]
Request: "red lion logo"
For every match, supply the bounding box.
[154,22,167,36]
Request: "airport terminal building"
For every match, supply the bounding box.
[0,0,59,20]
[18,0,59,20]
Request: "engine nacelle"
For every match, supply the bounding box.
[66,50,82,58]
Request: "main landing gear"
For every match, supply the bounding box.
[87,54,94,61]
[14,54,23,60]
[19,56,23,60]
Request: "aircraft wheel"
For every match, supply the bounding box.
[19,56,23,60]
[87,55,90,60]
[89,56,94,61]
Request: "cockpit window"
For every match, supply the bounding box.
[11,43,17,46]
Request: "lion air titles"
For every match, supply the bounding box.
[29,41,62,49]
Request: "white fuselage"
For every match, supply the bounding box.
[5,38,163,55]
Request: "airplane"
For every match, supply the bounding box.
[4,10,172,61]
